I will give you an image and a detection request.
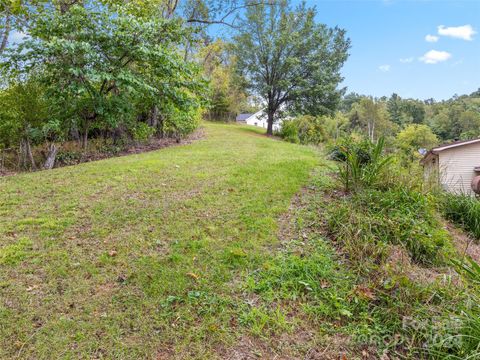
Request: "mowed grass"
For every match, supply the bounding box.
[0,123,320,359]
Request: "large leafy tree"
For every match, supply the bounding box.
[234,0,350,135]
[4,3,205,152]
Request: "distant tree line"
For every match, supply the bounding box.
[278,89,480,161]
[341,90,480,143]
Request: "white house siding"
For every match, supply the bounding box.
[423,154,439,187]
[244,110,282,132]
[438,142,480,194]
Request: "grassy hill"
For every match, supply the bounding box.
[2,123,474,359]
[0,123,321,358]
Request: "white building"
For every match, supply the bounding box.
[422,138,480,195]
[235,110,282,132]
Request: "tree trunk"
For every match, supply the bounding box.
[19,141,26,170]
[158,114,165,138]
[82,126,89,152]
[0,14,11,55]
[43,143,58,170]
[20,138,36,170]
[148,106,159,128]
[26,139,36,170]
[81,116,92,152]
[267,111,274,136]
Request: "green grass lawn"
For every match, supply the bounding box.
[0,123,322,359]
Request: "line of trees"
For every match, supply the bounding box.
[277,89,480,161]
[0,0,267,171]
[341,91,480,145]
[0,0,213,170]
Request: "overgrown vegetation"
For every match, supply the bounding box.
[2,0,480,358]
[440,193,480,240]
[0,1,210,171]
[308,136,471,357]
[326,187,452,266]
[331,137,392,192]
[427,257,480,359]
[278,115,327,145]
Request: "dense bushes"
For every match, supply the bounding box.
[440,193,480,240]
[278,115,328,145]
[0,2,206,171]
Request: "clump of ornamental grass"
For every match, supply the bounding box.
[329,136,392,192]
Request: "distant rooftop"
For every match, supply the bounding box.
[431,137,480,153]
[236,113,253,121]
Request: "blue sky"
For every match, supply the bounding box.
[303,0,480,100]
[8,0,479,100]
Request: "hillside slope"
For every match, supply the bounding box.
[0,123,320,359]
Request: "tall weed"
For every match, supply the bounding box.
[428,257,480,359]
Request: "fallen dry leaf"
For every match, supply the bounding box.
[186,272,199,280]
[354,285,376,300]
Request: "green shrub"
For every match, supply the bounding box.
[328,136,374,164]
[440,193,480,240]
[132,122,155,143]
[278,119,300,143]
[278,115,327,145]
[56,150,83,165]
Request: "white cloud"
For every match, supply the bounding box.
[438,25,476,41]
[379,64,391,72]
[425,34,439,43]
[419,50,452,64]
[399,57,414,63]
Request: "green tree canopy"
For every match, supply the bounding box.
[396,124,438,159]
[233,0,350,135]
[3,3,206,150]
